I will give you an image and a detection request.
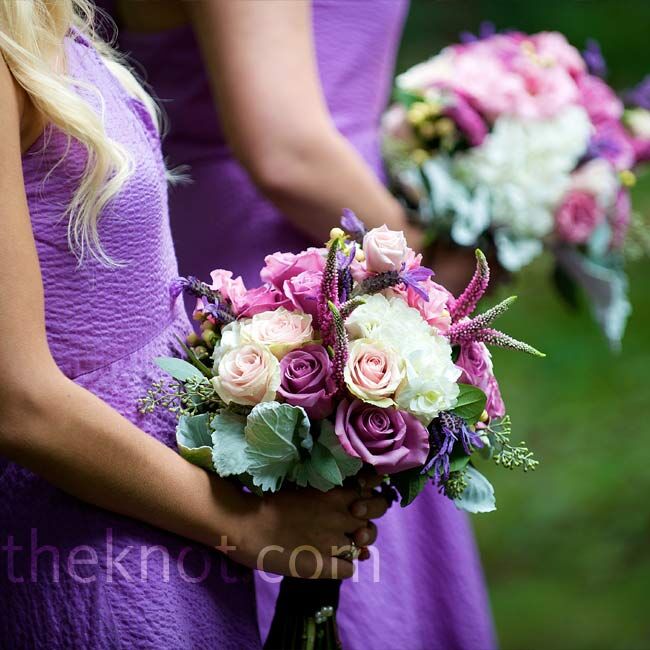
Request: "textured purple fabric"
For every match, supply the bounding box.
[115,2,498,648]
[0,32,261,649]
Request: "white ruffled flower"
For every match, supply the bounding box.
[454,105,592,255]
[346,295,460,423]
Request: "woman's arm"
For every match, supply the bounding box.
[0,57,385,579]
[184,0,422,246]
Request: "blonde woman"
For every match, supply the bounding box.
[0,2,387,646]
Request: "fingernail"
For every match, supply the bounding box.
[352,502,367,517]
[357,529,370,545]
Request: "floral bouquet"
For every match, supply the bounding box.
[141,211,542,650]
[383,25,650,348]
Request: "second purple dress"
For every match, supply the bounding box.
[118,2,497,648]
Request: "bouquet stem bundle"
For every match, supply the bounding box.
[264,578,342,650]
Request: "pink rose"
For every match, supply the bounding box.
[363,225,408,273]
[237,285,292,318]
[555,190,605,244]
[283,270,322,320]
[577,74,623,124]
[456,342,505,419]
[212,343,281,406]
[209,269,248,315]
[344,339,404,407]
[335,399,430,474]
[260,248,325,291]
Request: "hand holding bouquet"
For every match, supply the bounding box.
[142,211,542,649]
[383,26,650,347]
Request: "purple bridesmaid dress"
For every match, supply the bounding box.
[0,31,261,649]
[114,2,498,648]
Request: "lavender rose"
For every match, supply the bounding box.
[278,345,336,419]
[283,270,322,320]
[335,399,429,474]
[456,342,505,419]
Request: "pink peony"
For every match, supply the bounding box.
[388,279,453,334]
[577,74,623,124]
[445,92,488,146]
[260,248,325,291]
[456,342,505,419]
[555,190,605,244]
[531,32,586,77]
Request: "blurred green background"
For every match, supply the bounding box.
[397,3,650,649]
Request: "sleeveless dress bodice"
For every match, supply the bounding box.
[104,2,498,648]
[0,30,261,649]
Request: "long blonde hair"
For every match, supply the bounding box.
[0,0,160,265]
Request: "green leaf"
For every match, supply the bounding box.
[393,86,424,107]
[448,454,471,473]
[155,356,204,382]
[453,465,496,514]
[244,402,313,492]
[290,421,362,492]
[176,414,214,471]
[211,410,249,477]
[175,336,214,378]
[450,384,487,424]
[552,263,580,311]
[391,466,431,507]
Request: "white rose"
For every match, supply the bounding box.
[212,343,280,406]
[241,307,314,358]
[363,225,409,273]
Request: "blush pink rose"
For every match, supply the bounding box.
[577,74,623,124]
[242,307,314,358]
[344,339,403,407]
[260,248,326,290]
[555,190,605,244]
[283,270,322,320]
[212,343,280,406]
[362,225,408,273]
[405,279,453,333]
[456,342,505,419]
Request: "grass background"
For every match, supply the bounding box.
[397,3,650,649]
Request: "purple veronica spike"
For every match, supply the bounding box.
[450,250,490,321]
[401,265,434,301]
[354,270,402,296]
[202,302,235,324]
[474,328,545,357]
[328,300,349,392]
[624,75,650,110]
[448,296,517,344]
[318,239,341,346]
[340,209,367,242]
[583,39,607,78]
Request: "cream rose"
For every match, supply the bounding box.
[344,339,404,407]
[362,225,409,273]
[212,343,280,406]
[240,307,314,358]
